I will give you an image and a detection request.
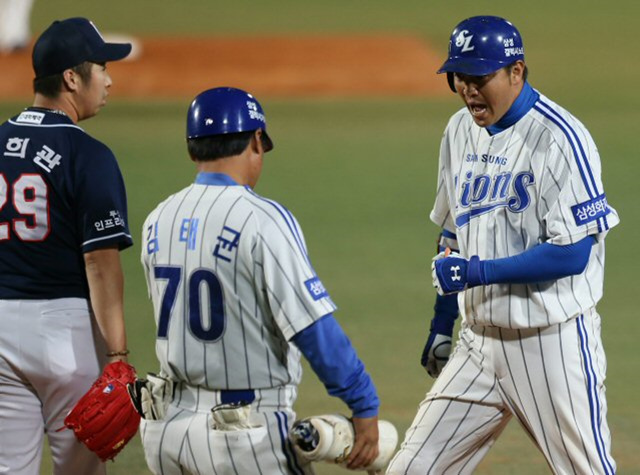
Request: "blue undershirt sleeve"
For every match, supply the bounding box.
[468,235,595,286]
[291,314,379,418]
[431,293,459,334]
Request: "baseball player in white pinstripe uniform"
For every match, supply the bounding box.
[388,16,619,474]
[137,87,380,474]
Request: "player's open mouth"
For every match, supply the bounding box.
[469,104,487,117]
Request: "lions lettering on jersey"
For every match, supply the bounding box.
[455,168,535,227]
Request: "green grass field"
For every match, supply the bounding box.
[2,0,639,473]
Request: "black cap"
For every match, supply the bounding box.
[32,17,132,78]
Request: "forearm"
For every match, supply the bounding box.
[433,234,596,296]
[468,235,595,286]
[292,314,379,418]
[84,246,128,362]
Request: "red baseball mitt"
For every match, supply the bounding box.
[64,361,141,461]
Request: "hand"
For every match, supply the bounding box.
[346,415,379,470]
[431,250,469,295]
[432,250,487,296]
[64,361,140,461]
[420,312,455,378]
[421,333,452,378]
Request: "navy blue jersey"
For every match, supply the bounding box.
[0,107,132,299]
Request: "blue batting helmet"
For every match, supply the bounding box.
[437,16,524,78]
[186,87,273,151]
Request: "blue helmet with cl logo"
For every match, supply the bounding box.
[186,87,273,151]
[437,16,524,90]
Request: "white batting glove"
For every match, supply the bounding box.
[127,373,173,420]
[420,310,456,378]
[210,402,258,431]
[421,333,452,378]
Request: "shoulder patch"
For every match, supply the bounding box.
[305,276,329,301]
[571,193,610,226]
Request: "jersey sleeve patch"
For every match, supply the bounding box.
[571,193,610,226]
[304,276,329,301]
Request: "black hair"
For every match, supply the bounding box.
[33,61,93,98]
[187,131,255,162]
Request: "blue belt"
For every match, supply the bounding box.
[220,389,255,405]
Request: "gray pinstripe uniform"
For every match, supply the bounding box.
[388,92,619,474]
[140,174,335,474]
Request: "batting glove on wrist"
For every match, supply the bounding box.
[420,313,456,378]
[431,251,485,296]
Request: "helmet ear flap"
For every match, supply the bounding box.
[447,72,456,93]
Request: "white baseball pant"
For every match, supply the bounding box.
[140,384,314,475]
[387,308,615,475]
[0,298,106,475]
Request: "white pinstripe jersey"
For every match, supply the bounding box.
[141,175,336,389]
[430,91,619,329]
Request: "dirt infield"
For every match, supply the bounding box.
[0,35,448,99]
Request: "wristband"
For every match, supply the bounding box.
[106,349,130,357]
[430,312,456,336]
[466,255,487,287]
[433,293,459,320]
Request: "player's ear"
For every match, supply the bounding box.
[62,68,81,92]
[250,129,264,155]
[509,60,526,85]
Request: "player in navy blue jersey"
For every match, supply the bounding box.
[0,18,134,474]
